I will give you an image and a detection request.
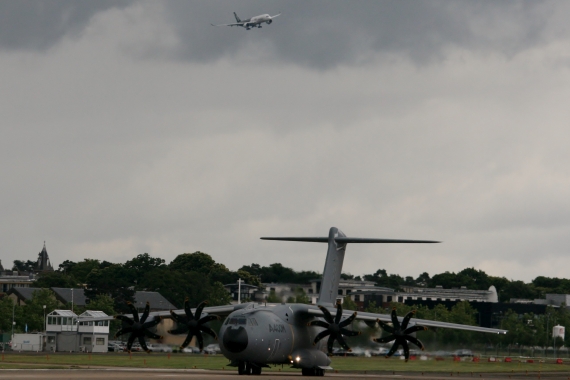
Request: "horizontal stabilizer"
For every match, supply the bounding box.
[260,237,440,244]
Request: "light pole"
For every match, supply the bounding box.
[237,278,243,304]
[11,301,15,339]
[71,288,74,314]
[43,305,46,333]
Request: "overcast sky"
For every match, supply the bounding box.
[2,0,570,283]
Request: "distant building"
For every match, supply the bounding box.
[7,287,176,311]
[133,291,176,311]
[35,242,54,273]
[224,282,261,303]
[0,270,34,294]
[45,310,110,352]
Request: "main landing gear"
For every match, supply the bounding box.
[237,360,262,375]
[302,368,325,377]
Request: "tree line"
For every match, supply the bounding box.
[5,250,570,348]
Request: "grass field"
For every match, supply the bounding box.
[1,352,570,374]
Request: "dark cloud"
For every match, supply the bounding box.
[0,0,133,51]
[163,0,561,68]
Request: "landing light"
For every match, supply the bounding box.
[296,356,301,362]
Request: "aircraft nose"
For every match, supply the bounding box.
[223,326,248,353]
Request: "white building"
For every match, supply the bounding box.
[45,310,110,352]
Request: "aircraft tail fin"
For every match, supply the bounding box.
[234,12,241,22]
[261,228,439,307]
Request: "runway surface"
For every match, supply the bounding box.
[1,369,570,379]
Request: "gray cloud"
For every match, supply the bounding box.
[0,0,134,51]
[1,1,570,283]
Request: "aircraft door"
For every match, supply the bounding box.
[268,339,280,360]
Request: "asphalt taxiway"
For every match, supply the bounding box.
[1,369,570,379]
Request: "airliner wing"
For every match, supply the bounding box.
[306,306,507,334]
[270,13,281,18]
[211,23,244,27]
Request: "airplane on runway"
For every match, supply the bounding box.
[89,227,507,377]
[211,12,281,30]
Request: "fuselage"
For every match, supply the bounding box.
[249,14,272,25]
[219,303,331,369]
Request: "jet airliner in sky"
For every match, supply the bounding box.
[212,12,281,30]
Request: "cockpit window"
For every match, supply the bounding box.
[228,317,247,325]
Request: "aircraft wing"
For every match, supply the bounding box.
[270,13,281,18]
[80,303,247,322]
[306,306,507,335]
[211,22,244,27]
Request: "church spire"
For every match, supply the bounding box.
[36,242,54,272]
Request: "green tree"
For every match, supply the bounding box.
[86,294,116,315]
[267,290,280,303]
[293,288,310,304]
[342,296,358,311]
[33,271,78,288]
[21,289,59,332]
[208,281,232,306]
[12,260,36,272]
[0,297,16,332]
[85,265,135,313]
[170,252,225,275]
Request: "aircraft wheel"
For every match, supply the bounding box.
[245,362,252,375]
[301,368,316,376]
[238,361,246,375]
[251,364,262,375]
[316,368,325,376]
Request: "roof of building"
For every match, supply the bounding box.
[8,287,43,300]
[134,291,176,310]
[47,310,78,317]
[51,288,87,306]
[79,310,108,318]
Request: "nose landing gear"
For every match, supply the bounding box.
[237,361,262,375]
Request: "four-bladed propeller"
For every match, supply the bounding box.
[374,308,427,361]
[308,300,361,354]
[115,301,162,353]
[168,298,219,351]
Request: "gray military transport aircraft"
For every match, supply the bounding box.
[87,227,507,377]
[211,12,281,30]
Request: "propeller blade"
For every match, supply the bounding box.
[400,310,416,330]
[334,301,343,324]
[115,315,134,325]
[326,334,335,354]
[390,308,400,330]
[138,336,150,352]
[340,328,360,337]
[195,301,208,320]
[140,302,150,324]
[336,334,351,351]
[318,305,334,324]
[406,336,425,350]
[339,312,357,328]
[184,297,194,320]
[181,331,196,349]
[126,335,136,352]
[402,339,410,361]
[200,325,218,340]
[308,320,330,329]
[377,319,395,334]
[313,329,331,344]
[385,341,400,358]
[404,325,427,335]
[127,302,139,323]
